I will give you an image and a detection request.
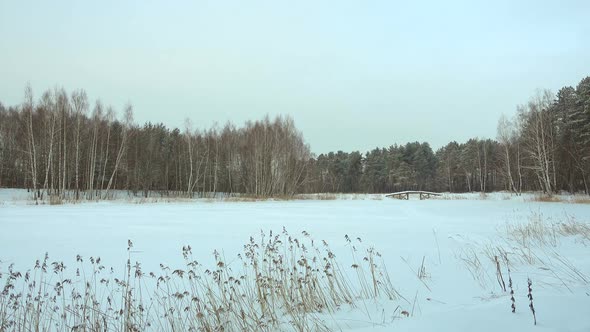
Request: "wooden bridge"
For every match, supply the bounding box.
[385,191,442,200]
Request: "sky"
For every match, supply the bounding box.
[1,0,589,154]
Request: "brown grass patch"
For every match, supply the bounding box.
[527,194,590,204]
[571,197,590,204]
[223,196,264,202]
[529,195,562,203]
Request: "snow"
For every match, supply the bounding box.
[1,189,589,331]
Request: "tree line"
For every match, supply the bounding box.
[0,76,588,200]
[306,76,590,195]
[0,86,310,201]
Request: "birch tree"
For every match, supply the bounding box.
[23,84,39,203]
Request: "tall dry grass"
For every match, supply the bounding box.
[527,194,590,204]
[0,229,401,331]
[457,213,590,292]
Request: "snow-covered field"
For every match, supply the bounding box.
[1,189,589,331]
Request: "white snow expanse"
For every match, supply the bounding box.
[1,189,589,331]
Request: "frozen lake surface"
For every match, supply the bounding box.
[1,190,589,331]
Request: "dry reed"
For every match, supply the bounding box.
[0,229,401,331]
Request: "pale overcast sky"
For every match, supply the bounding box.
[1,1,589,154]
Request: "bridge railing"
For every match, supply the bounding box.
[385,191,442,200]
